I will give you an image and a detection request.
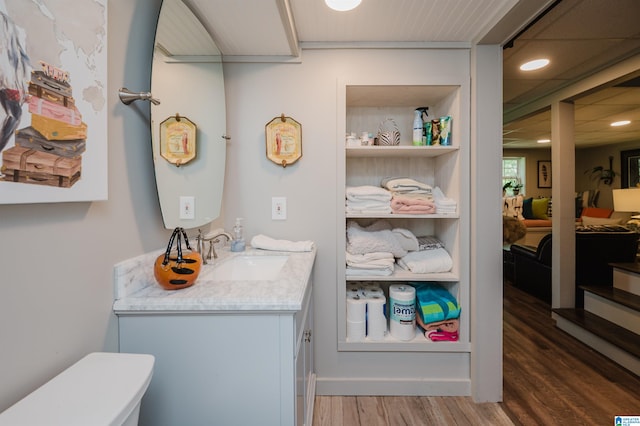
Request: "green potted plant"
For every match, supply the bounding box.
[586,156,617,186]
[503,181,523,195]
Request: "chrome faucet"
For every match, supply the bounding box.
[196,229,232,264]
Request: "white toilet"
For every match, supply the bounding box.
[0,352,154,426]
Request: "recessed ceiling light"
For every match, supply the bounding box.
[611,120,631,127]
[537,139,551,144]
[325,0,362,11]
[520,59,550,71]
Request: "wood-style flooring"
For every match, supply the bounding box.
[313,282,640,426]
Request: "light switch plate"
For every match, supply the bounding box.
[272,197,287,220]
[179,196,195,219]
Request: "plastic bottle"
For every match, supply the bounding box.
[412,109,423,146]
[230,218,245,252]
[417,107,429,144]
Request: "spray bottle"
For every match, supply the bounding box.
[416,107,429,145]
[412,109,423,146]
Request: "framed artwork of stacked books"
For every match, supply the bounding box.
[0,1,107,204]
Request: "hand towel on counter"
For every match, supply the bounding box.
[396,247,453,273]
[250,234,314,252]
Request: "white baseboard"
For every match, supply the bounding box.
[314,377,471,396]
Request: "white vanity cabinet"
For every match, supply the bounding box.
[118,283,314,426]
[113,248,316,426]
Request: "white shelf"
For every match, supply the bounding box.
[346,270,459,282]
[346,145,458,158]
[346,213,459,219]
[339,326,470,352]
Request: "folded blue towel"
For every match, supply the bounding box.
[411,282,461,324]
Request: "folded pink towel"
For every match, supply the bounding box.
[391,195,436,214]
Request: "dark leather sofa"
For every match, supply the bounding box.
[509,226,639,304]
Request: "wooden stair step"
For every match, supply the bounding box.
[552,308,640,359]
[580,285,640,312]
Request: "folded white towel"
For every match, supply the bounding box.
[392,228,419,251]
[250,234,314,252]
[346,185,392,201]
[346,251,395,268]
[397,248,453,273]
[346,199,392,213]
[346,266,394,276]
[346,221,407,257]
[346,207,394,215]
[382,177,432,194]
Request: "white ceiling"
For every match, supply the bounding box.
[166,0,640,149]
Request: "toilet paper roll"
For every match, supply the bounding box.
[363,288,384,298]
[389,284,416,341]
[347,283,360,292]
[346,293,367,322]
[347,319,366,341]
[366,295,387,341]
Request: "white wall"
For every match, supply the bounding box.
[0,3,504,409]
[222,48,502,399]
[0,0,168,411]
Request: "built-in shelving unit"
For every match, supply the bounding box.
[337,83,470,354]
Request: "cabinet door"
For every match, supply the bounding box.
[295,286,314,426]
[119,314,282,426]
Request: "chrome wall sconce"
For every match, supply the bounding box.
[118,87,161,105]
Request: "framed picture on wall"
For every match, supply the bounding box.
[538,160,552,188]
[621,148,640,188]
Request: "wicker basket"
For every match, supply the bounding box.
[376,118,401,146]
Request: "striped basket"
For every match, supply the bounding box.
[376,118,401,146]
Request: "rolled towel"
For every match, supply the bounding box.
[250,234,314,252]
[397,247,453,273]
[412,282,461,324]
[392,228,419,251]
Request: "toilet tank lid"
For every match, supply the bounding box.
[0,352,155,426]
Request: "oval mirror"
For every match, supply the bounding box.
[151,0,226,230]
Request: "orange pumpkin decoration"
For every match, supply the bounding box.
[154,227,202,290]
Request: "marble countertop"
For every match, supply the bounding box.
[113,246,316,313]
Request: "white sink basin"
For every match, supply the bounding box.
[209,255,289,281]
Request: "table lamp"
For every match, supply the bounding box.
[613,188,640,231]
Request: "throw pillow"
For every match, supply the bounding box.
[522,197,534,219]
[503,195,524,220]
[582,216,623,226]
[580,207,613,218]
[531,198,549,220]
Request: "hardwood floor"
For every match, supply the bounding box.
[313,283,640,426]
